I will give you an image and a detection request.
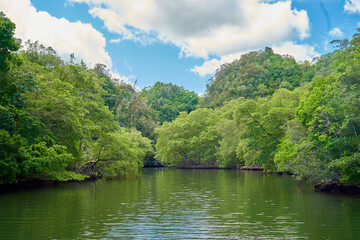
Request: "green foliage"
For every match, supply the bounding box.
[140,82,199,123]
[91,129,146,178]
[21,142,86,181]
[0,14,153,183]
[155,30,360,186]
[202,48,314,108]
[126,128,155,161]
[330,154,360,184]
[213,100,242,168]
[0,130,26,183]
[0,12,21,72]
[231,88,301,169]
[0,105,16,133]
[22,40,63,68]
[93,63,117,110]
[2,12,360,188]
[0,130,86,183]
[155,88,301,170]
[274,121,330,181]
[155,109,221,167]
[113,83,159,140]
[275,30,360,185]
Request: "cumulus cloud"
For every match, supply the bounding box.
[191,52,245,77]
[344,0,360,13]
[191,58,223,77]
[0,0,112,67]
[191,42,319,77]
[68,0,310,60]
[329,28,344,37]
[271,41,319,61]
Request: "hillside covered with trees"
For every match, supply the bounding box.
[140,82,199,124]
[156,32,360,187]
[0,12,198,184]
[1,11,360,189]
[201,47,316,108]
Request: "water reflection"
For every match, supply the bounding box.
[0,168,360,239]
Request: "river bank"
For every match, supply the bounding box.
[0,178,97,194]
[315,183,360,194]
[172,163,264,170]
[1,167,360,195]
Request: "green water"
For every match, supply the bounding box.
[1,168,360,239]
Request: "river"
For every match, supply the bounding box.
[0,168,360,239]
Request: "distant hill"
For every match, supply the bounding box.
[140,82,199,123]
[202,47,316,108]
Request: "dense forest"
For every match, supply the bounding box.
[1,12,360,188]
[0,12,197,184]
[156,33,360,186]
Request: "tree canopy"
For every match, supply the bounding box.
[156,30,360,186]
[140,82,199,123]
[1,12,360,188]
[201,47,315,108]
[0,13,153,183]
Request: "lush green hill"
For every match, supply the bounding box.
[156,31,360,187]
[202,47,316,108]
[140,82,199,123]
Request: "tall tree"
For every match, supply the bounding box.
[140,82,199,123]
[0,12,21,72]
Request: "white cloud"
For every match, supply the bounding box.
[329,28,344,37]
[109,38,121,44]
[191,58,222,77]
[191,42,319,77]
[68,0,310,59]
[271,41,319,62]
[0,0,112,68]
[191,52,245,77]
[345,0,360,13]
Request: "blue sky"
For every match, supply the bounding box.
[1,0,360,93]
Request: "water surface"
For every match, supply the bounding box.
[1,168,360,239]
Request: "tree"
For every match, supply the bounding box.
[140,82,199,123]
[275,29,360,184]
[0,35,154,183]
[0,130,26,183]
[202,48,312,108]
[155,108,221,167]
[0,12,21,72]
[84,129,148,178]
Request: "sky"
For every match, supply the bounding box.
[1,0,360,93]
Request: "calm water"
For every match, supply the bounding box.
[1,169,360,239]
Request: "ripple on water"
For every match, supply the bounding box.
[1,169,360,239]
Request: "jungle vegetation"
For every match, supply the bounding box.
[1,12,360,187]
[156,31,360,186]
